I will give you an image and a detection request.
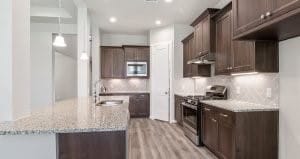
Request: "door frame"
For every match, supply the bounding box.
[149,41,173,122]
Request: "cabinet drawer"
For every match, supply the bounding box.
[202,105,217,118]
[218,110,234,125]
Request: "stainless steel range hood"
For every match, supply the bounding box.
[187,51,215,65]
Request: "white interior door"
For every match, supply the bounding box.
[151,43,170,122]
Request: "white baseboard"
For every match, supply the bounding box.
[170,120,177,124]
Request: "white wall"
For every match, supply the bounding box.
[0,134,56,159]
[30,24,77,112]
[279,36,300,159]
[149,25,174,44]
[0,0,31,121]
[77,7,90,97]
[55,52,77,101]
[31,23,77,34]
[30,32,53,111]
[91,23,101,85]
[101,33,149,46]
[0,0,13,121]
[149,24,193,122]
[214,0,231,8]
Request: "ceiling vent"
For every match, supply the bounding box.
[145,0,158,3]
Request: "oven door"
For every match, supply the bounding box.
[126,61,147,77]
[182,102,198,134]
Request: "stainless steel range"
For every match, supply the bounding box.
[182,85,227,146]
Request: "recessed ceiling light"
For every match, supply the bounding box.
[109,17,117,23]
[155,20,161,25]
[165,0,173,3]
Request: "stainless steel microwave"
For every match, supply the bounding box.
[126,61,147,77]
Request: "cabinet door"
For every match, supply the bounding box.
[233,0,271,36]
[112,48,125,78]
[231,41,255,73]
[194,22,203,57]
[175,95,183,126]
[124,47,137,61]
[271,0,300,20]
[215,12,231,75]
[130,94,150,118]
[136,94,150,117]
[183,40,191,77]
[202,107,218,151]
[136,47,150,61]
[218,120,234,159]
[129,96,138,117]
[101,48,114,78]
[202,16,211,54]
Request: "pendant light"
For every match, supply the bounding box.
[80,16,89,61]
[53,0,66,47]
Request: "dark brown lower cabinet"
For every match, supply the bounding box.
[202,107,218,151]
[218,121,234,159]
[130,94,150,118]
[57,131,127,159]
[174,95,184,126]
[202,104,278,159]
[99,93,150,118]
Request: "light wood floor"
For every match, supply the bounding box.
[128,118,217,159]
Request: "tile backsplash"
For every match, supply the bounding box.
[175,73,279,106]
[102,79,149,92]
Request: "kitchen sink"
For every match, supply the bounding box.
[96,100,123,107]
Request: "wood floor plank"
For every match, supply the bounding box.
[129,118,217,159]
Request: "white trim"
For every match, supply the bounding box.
[170,120,177,124]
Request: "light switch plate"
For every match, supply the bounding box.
[267,88,272,98]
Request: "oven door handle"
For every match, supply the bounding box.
[181,102,198,110]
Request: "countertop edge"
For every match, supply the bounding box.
[200,100,279,112]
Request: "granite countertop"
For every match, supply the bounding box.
[174,93,205,97]
[200,100,279,112]
[0,97,130,135]
[99,91,150,95]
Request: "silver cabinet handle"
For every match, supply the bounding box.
[220,113,229,118]
[211,118,217,122]
[204,108,211,111]
[266,12,271,17]
[260,14,265,19]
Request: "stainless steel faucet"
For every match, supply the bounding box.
[93,80,107,103]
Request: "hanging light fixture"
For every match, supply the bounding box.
[53,0,66,47]
[80,16,89,61]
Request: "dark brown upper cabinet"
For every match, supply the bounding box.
[233,0,300,41]
[123,45,150,62]
[215,9,232,75]
[123,45,150,78]
[182,33,212,77]
[214,3,279,75]
[191,8,219,57]
[182,33,197,77]
[101,46,125,78]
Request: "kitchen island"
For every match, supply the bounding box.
[0,97,130,159]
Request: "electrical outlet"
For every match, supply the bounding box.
[236,87,241,94]
[267,88,272,98]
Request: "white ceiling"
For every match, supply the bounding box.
[30,0,77,24]
[87,0,220,34]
